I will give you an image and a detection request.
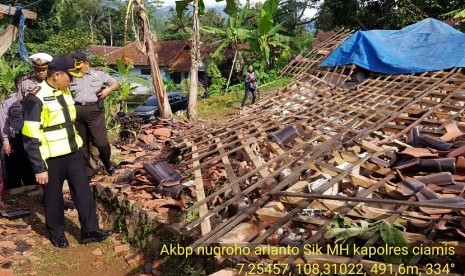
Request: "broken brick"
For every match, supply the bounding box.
[114,244,130,254]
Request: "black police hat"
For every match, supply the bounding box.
[72,52,88,62]
[48,54,83,77]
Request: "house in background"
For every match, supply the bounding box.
[87,45,121,56]
[88,40,213,86]
[167,44,218,84]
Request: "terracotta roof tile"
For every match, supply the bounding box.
[87,45,121,56]
[166,44,217,72]
[105,40,189,66]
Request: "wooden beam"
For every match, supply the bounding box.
[0,4,37,20]
[188,143,211,235]
[273,191,465,211]
[310,161,376,188]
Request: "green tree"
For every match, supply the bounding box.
[105,60,149,127]
[315,0,465,31]
[0,58,28,98]
[315,0,360,30]
[200,9,227,43]
[27,28,93,55]
[276,0,318,35]
[160,8,191,40]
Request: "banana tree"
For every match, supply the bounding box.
[201,3,252,89]
[249,0,291,68]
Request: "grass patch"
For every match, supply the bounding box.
[197,76,291,121]
[197,91,243,120]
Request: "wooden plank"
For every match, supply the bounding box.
[213,136,242,202]
[308,199,435,223]
[310,162,376,188]
[236,133,276,189]
[0,4,37,20]
[189,143,211,235]
[332,150,392,176]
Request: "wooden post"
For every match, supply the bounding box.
[0,4,37,20]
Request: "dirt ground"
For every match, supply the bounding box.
[0,188,146,276]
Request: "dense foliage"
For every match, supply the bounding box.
[1,0,461,100]
[315,0,465,30]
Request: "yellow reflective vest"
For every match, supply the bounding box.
[22,81,83,173]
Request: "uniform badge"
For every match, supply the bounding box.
[28,86,42,95]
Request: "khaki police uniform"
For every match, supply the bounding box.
[19,76,41,99]
[0,92,35,188]
[22,80,99,239]
[70,69,116,177]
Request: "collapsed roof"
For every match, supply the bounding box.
[320,18,465,74]
[171,25,465,274]
[99,22,465,275]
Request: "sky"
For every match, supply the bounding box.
[161,0,318,19]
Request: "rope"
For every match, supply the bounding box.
[16,7,30,62]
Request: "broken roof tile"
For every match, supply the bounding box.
[403,177,425,193]
[417,158,456,174]
[440,122,464,142]
[391,157,420,170]
[400,147,438,158]
[419,135,453,151]
[446,144,465,158]
[143,162,182,186]
[269,125,300,147]
[406,126,420,147]
[415,172,454,186]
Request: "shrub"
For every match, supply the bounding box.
[206,62,227,96]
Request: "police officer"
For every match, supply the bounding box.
[22,54,112,248]
[70,52,119,178]
[20,53,53,98]
[0,74,35,188]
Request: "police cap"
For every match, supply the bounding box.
[29,53,53,69]
[48,54,83,77]
[72,52,88,62]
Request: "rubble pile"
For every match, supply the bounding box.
[93,30,465,275]
[106,117,196,216]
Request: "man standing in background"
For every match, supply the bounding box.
[70,52,119,179]
[241,65,258,108]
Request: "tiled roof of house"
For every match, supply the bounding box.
[104,40,189,66]
[87,45,121,56]
[167,43,249,72]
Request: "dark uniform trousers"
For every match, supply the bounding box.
[74,105,111,177]
[5,133,35,188]
[44,150,99,237]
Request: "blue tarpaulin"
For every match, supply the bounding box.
[320,18,465,74]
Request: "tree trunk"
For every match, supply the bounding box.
[108,10,113,46]
[225,49,237,90]
[188,0,200,120]
[89,17,95,41]
[135,0,172,118]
